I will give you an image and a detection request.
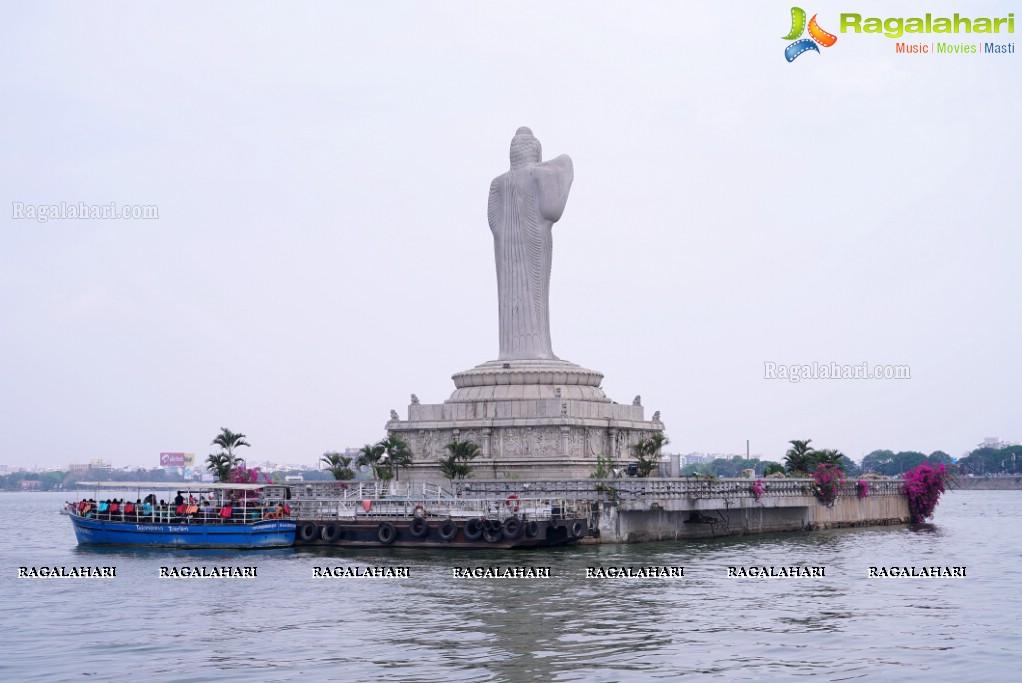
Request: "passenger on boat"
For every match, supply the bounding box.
[140,500,153,518]
[174,492,185,507]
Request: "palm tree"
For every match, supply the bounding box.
[784,439,815,474]
[632,431,670,477]
[205,451,235,482]
[212,428,250,460]
[206,428,250,482]
[356,442,388,480]
[814,448,845,470]
[320,452,354,480]
[440,439,480,481]
[378,434,413,481]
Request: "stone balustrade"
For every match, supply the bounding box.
[454,477,905,502]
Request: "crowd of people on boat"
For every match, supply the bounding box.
[69,491,291,524]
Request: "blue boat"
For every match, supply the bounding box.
[69,482,296,549]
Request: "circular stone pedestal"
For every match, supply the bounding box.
[449,359,609,403]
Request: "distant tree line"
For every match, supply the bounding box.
[674,438,989,479]
[859,449,952,476]
[0,465,339,492]
[0,467,193,492]
[680,456,785,478]
[955,445,1022,476]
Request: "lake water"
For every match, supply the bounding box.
[2,490,1019,682]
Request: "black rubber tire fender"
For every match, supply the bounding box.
[409,516,429,538]
[438,519,458,541]
[524,520,540,538]
[320,523,342,543]
[298,522,318,542]
[502,517,524,540]
[463,518,483,541]
[377,521,397,545]
[571,520,586,538]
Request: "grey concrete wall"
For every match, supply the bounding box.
[594,493,910,543]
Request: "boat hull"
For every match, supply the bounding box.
[293,518,586,549]
[71,516,296,549]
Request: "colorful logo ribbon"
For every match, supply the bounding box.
[783,7,837,62]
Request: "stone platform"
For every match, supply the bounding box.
[453,478,912,543]
[388,359,663,480]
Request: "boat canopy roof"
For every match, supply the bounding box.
[75,481,279,491]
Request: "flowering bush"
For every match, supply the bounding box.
[903,463,952,523]
[227,465,271,484]
[856,480,870,499]
[811,463,845,507]
[750,479,765,502]
[227,466,272,501]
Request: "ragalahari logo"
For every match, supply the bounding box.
[783,7,838,62]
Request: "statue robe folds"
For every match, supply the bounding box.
[488,154,573,361]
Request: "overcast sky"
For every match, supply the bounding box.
[1,1,1018,470]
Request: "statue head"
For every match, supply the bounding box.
[510,126,542,169]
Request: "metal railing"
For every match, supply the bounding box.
[286,481,586,521]
[283,477,904,526]
[451,477,905,500]
[71,484,296,525]
[71,503,290,525]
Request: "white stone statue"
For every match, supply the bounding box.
[488,126,573,361]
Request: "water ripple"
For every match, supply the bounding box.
[2,491,1020,681]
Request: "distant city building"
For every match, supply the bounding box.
[20,479,42,490]
[678,452,766,467]
[680,453,713,466]
[68,459,112,474]
[979,437,1018,450]
[245,460,315,473]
